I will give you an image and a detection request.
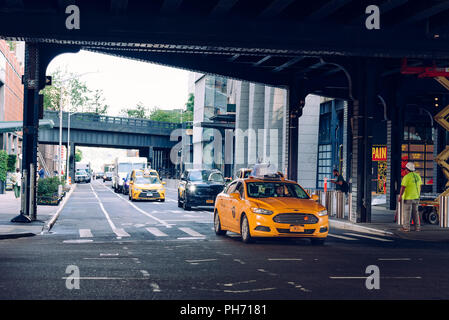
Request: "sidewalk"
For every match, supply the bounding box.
[330,205,449,242]
[0,185,75,239]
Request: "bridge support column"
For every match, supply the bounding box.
[386,89,404,210]
[12,43,41,223]
[349,58,379,223]
[286,85,306,181]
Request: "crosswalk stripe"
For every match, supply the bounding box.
[79,229,93,238]
[344,233,393,242]
[179,227,204,237]
[327,233,358,241]
[146,227,168,237]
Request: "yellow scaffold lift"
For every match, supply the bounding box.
[401,60,449,224]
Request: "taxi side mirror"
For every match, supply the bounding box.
[230,192,240,200]
[311,194,319,201]
[162,181,166,185]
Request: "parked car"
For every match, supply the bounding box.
[178,169,225,210]
[122,172,132,195]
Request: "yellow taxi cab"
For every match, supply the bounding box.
[128,169,166,202]
[214,165,328,245]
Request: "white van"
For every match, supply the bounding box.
[113,157,147,193]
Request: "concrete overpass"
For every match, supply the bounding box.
[39,110,180,181]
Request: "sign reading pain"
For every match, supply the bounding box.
[372,146,387,161]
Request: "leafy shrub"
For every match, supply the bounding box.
[37,176,63,198]
[0,151,8,182]
[7,154,16,172]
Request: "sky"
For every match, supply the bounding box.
[47,50,191,116]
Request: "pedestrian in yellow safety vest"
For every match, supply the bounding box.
[398,162,422,232]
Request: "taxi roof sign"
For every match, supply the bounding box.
[250,163,283,180]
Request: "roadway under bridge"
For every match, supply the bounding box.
[1,0,449,222]
[39,111,180,182]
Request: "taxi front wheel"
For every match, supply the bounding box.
[214,211,226,236]
[241,215,253,243]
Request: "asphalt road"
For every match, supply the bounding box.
[1,179,449,300]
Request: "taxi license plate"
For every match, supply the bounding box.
[206,199,214,204]
[290,225,305,232]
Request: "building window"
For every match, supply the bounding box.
[317,144,332,189]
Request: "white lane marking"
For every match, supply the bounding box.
[287,281,312,292]
[186,259,217,263]
[268,258,302,261]
[171,210,183,214]
[177,237,207,240]
[179,227,204,237]
[257,269,278,276]
[233,259,246,265]
[102,185,171,228]
[100,253,119,256]
[140,270,150,278]
[90,184,130,238]
[146,227,168,237]
[151,283,161,292]
[83,258,119,260]
[344,233,394,242]
[63,239,94,244]
[79,229,93,238]
[219,280,256,287]
[327,233,358,241]
[61,277,152,280]
[330,276,422,279]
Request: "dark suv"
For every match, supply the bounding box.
[178,169,225,210]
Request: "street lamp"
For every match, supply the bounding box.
[56,71,98,182]
[66,111,81,184]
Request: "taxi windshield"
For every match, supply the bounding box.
[135,176,160,184]
[246,182,309,199]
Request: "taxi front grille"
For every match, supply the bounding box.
[273,213,318,224]
[276,228,315,234]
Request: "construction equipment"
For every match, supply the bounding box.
[401,58,449,224]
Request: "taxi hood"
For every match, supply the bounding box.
[135,183,163,189]
[250,197,325,214]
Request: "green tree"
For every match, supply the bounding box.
[75,149,82,162]
[0,150,8,182]
[41,68,108,115]
[7,154,17,172]
[120,102,150,119]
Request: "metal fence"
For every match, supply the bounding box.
[44,111,181,131]
[305,189,350,219]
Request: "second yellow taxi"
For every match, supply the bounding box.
[128,169,166,202]
[214,165,328,245]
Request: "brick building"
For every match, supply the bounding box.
[0,40,24,168]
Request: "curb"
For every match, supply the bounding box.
[41,184,77,233]
[329,218,395,237]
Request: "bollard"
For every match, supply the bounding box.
[396,195,404,226]
[439,196,449,228]
[348,192,353,221]
[335,191,345,219]
[325,191,334,216]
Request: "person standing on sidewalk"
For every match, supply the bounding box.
[398,162,422,232]
[11,168,21,199]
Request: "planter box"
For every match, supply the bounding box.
[37,194,61,206]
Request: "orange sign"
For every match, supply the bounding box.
[372,146,387,161]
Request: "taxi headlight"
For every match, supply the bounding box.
[251,207,273,215]
[188,185,196,192]
[318,209,328,216]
